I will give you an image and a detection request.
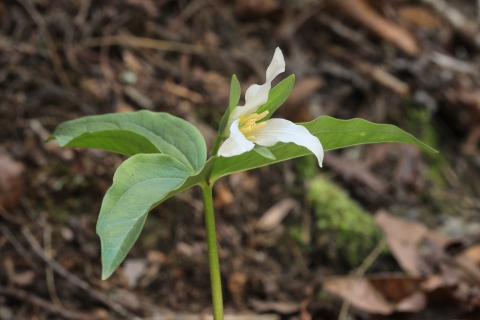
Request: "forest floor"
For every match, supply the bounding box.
[1,0,480,319]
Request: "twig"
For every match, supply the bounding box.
[16,0,71,90]
[317,13,377,56]
[0,285,94,320]
[429,51,476,74]
[421,0,480,49]
[328,46,410,96]
[73,0,92,27]
[0,204,25,225]
[333,0,420,55]
[83,34,207,55]
[0,224,43,273]
[44,225,65,310]
[478,0,480,22]
[21,226,138,319]
[338,238,387,320]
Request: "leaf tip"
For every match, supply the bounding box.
[101,267,114,280]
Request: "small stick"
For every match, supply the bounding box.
[21,226,138,319]
[83,34,207,55]
[15,0,71,90]
[43,225,65,310]
[338,238,387,320]
[0,285,94,320]
[0,224,42,273]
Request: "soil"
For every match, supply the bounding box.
[1,0,480,319]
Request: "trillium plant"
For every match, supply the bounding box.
[50,48,436,320]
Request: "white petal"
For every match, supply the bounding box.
[230,48,286,119]
[253,119,324,166]
[266,48,285,83]
[218,119,255,157]
[230,84,268,119]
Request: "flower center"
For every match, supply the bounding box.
[238,111,269,141]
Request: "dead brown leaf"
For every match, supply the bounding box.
[466,245,480,265]
[398,5,442,28]
[122,258,147,288]
[324,274,426,315]
[125,0,159,18]
[335,0,420,55]
[0,153,24,211]
[375,210,428,276]
[256,198,300,231]
[234,0,279,19]
[324,277,394,314]
[214,183,234,209]
[280,77,323,122]
[250,299,299,315]
[324,153,386,194]
[12,270,36,287]
[228,271,248,304]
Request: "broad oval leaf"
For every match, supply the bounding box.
[49,111,206,172]
[210,116,437,181]
[97,154,216,280]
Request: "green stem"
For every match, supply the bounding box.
[210,136,222,157]
[200,182,223,320]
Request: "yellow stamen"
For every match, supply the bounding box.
[255,110,269,121]
[237,111,269,139]
[239,111,269,124]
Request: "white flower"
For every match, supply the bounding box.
[217,48,324,166]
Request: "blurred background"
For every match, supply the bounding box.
[1,0,480,319]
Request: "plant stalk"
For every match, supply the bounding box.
[200,182,223,320]
[210,136,222,157]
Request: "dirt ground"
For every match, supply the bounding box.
[1,0,480,319]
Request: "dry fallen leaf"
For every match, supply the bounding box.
[398,5,442,28]
[0,153,24,211]
[335,0,420,55]
[280,77,323,122]
[375,210,428,276]
[234,0,279,19]
[466,245,480,265]
[324,277,395,314]
[250,299,300,315]
[324,274,426,315]
[256,198,300,231]
[228,271,249,304]
[12,270,36,287]
[214,183,234,209]
[122,258,147,288]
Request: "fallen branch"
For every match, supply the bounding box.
[21,226,138,319]
[333,0,420,55]
[0,285,94,320]
[328,46,410,96]
[83,34,206,55]
[421,0,480,49]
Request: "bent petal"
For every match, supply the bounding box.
[266,47,285,83]
[218,119,255,157]
[253,119,324,166]
[230,48,285,119]
[232,83,269,118]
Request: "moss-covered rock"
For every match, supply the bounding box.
[308,177,382,267]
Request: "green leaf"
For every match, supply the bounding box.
[97,154,216,280]
[49,111,206,172]
[210,116,437,181]
[256,74,295,119]
[218,75,241,137]
[253,145,276,160]
[228,75,242,113]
